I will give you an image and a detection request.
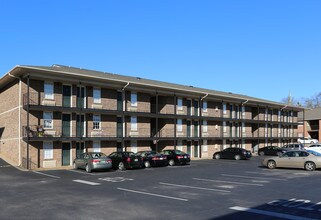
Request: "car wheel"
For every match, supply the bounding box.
[234,155,241,160]
[169,159,175,166]
[118,162,126,171]
[259,151,264,156]
[267,160,276,169]
[214,154,220,160]
[85,164,92,173]
[73,162,78,169]
[305,161,316,171]
[144,161,151,168]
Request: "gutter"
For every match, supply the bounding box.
[8,72,22,167]
[201,93,209,101]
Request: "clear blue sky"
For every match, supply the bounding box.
[1,0,320,103]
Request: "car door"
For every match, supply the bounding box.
[277,151,295,168]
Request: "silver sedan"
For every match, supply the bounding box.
[261,150,321,171]
[73,152,112,173]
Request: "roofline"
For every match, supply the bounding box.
[0,65,306,111]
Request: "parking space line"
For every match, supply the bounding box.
[221,174,285,181]
[193,178,264,186]
[73,180,101,186]
[33,171,61,179]
[229,206,317,220]
[117,188,188,202]
[159,182,231,193]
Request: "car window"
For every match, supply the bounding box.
[109,152,116,157]
[80,153,85,159]
[84,154,90,159]
[174,150,185,155]
[298,151,309,157]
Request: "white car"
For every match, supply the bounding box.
[298,137,319,144]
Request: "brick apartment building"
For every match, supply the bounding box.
[0,64,304,169]
[298,108,321,141]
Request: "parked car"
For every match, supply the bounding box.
[136,151,168,168]
[160,150,190,166]
[73,152,112,173]
[298,137,319,144]
[213,147,252,160]
[305,144,321,150]
[108,151,143,170]
[281,143,305,152]
[306,149,321,156]
[262,150,321,171]
[258,146,286,156]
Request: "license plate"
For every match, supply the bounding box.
[134,159,138,162]
[184,156,187,158]
[160,158,163,160]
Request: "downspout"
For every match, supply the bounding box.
[8,72,22,166]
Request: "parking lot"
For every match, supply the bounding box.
[1,157,321,220]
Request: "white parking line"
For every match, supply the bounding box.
[33,171,61,179]
[221,174,285,181]
[193,178,264,186]
[159,182,231,193]
[229,206,317,220]
[73,180,101,186]
[117,188,188,202]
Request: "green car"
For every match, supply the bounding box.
[73,152,112,173]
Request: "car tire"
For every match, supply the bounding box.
[118,162,126,171]
[85,164,92,173]
[305,161,316,171]
[73,162,78,169]
[169,159,175,166]
[267,160,276,169]
[214,154,220,160]
[234,155,241,160]
[259,151,264,156]
[144,161,151,168]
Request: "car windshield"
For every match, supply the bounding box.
[174,150,185,155]
[90,153,107,159]
[124,152,135,157]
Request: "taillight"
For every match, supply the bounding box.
[127,157,131,162]
[92,159,100,163]
[107,159,112,163]
[164,156,167,160]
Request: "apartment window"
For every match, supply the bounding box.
[131,92,137,107]
[278,110,281,121]
[203,140,208,152]
[131,116,137,131]
[93,141,101,152]
[202,101,207,112]
[265,124,268,137]
[131,140,137,153]
[44,82,54,100]
[242,122,246,133]
[43,141,53,159]
[223,121,227,133]
[177,98,183,110]
[203,120,208,133]
[265,108,268,120]
[177,119,183,132]
[43,112,53,129]
[93,115,101,130]
[242,106,246,118]
[223,102,227,115]
[93,88,101,104]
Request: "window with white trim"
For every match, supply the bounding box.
[177,98,183,110]
[203,120,208,133]
[203,140,208,152]
[131,116,137,131]
[242,106,246,118]
[93,88,101,104]
[93,115,101,130]
[202,101,207,112]
[177,119,183,132]
[242,122,246,133]
[131,92,137,107]
[265,108,268,120]
[43,141,53,159]
[223,103,227,115]
[223,121,227,133]
[131,140,137,153]
[93,141,101,152]
[43,112,53,129]
[44,82,54,100]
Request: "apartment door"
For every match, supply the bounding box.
[62,85,71,107]
[187,120,191,138]
[194,100,199,116]
[187,142,191,156]
[62,114,71,137]
[62,143,71,166]
[187,100,192,115]
[194,121,199,138]
[117,117,123,138]
[77,86,85,108]
[117,142,123,152]
[76,114,85,137]
[194,142,199,158]
[76,142,85,159]
[117,92,123,111]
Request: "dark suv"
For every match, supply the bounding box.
[281,144,305,152]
